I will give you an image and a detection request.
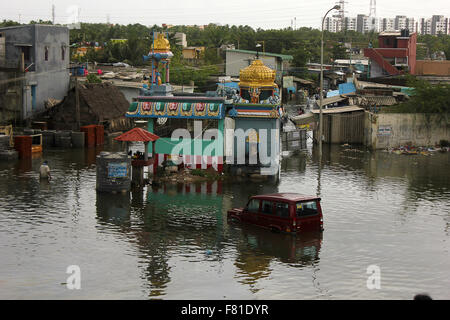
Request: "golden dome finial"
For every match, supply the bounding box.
[152,33,171,51]
[239,59,276,88]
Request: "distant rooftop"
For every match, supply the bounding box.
[0,24,69,31]
[379,31,402,36]
[225,49,293,61]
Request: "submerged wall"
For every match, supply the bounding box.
[364,112,450,149]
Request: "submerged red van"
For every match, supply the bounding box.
[227,193,323,233]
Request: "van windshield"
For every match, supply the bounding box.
[296,201,318,217]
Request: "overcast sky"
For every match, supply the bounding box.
[1,0,449,30]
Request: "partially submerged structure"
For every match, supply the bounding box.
[126,33,284,178]
[0,24,70,123]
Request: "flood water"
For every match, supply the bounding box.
[0,141,449,299]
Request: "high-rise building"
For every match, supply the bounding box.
[323,17,342,33]
[431,15,449,35]
[419,16,448,35]
[357,14,377,33]
[420,18,432,35]
[345,17,357,31]
[323,13,447,36]
[380,18,395,32]
[395,15,407,30]
[394,16,415,32]
[407,18,416,33]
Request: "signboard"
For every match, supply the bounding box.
[283,76,294,88]
[377,126,392,136]
[108,163,128,178]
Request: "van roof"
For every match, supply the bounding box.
[252,193,320,202]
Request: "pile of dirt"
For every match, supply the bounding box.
[36,82,132,132]
[155,167,223,184]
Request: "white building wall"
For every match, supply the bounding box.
[345,17,357,31]
[225,51,277,77]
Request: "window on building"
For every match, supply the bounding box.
[0,33,6,65]
[44,46,49,61]
[395,57,408,66]
[61,45,66,60]
[20,46,31,62]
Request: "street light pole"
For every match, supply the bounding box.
[319,5,340,158]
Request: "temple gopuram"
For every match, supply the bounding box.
[126,33,283,178]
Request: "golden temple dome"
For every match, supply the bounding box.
[152,33,171,51]
[239,59,276,88]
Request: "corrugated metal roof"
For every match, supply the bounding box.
[356,96,398,106]
[292,77,314,84]
[291,112,315,125]
[311,106,363,114]
[319,95,347,107]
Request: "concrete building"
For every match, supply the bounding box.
[420,18,432,35]
[393,16,415,32]
[357,14,378,33]
[379,18,396,32]
[324,17,342,33]
[431,15,449,35]
[344,17,357,31]
[364,30,417,78]
[322,13,450,35]
[0,24,69,123]
[415,60,450,76]
[225,49,293,84]
[395,16,408,30]
[182,46,205,60]
[419,16,449,35]
[174,32,187,48]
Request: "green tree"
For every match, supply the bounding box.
[330,43,347,61]
[385,76,450,114]
[0,19,21,27]
[286,45,310,77]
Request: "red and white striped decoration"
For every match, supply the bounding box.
[149,153,224,174]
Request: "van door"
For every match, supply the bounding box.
[260,200,275,229]
[295,200,320,231]
[244,198,260,224]
[274,202,291,232]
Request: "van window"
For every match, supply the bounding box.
[261,200,274,215]
[296,201,318,217]
[246,199,260,213]
[275,202,290,218]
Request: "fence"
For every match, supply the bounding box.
[321,111,365,144]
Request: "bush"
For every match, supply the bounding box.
[381,76,450,114]
[86,74,102,83]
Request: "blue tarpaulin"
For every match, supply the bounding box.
[339,82,356,95]
[217,82,239,89]
[287,86,296,94]
[327,90,340,98]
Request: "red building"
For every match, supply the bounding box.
[364,30,417,78]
